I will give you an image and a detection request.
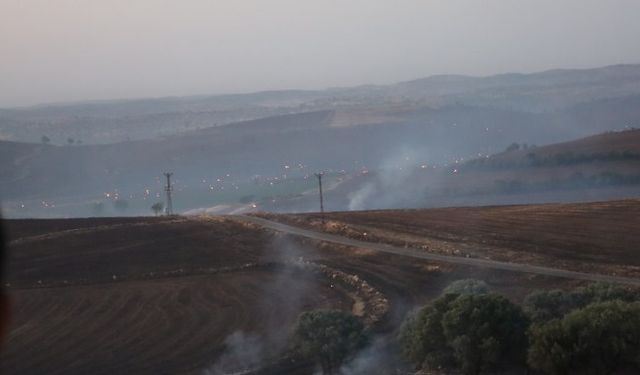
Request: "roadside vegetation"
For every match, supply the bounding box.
[397,280,640,375]
[292,309,369,375]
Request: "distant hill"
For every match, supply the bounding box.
[3,96,637,202]
[410,129,640,206]
[2,64,640,144]
[465,128,640,169]
[291,129,640,213]
[2,63,640,217]
[396,64,640,111]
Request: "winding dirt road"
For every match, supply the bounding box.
[235,215,640,287]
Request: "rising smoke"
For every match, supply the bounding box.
[203,234,320,374]
[347,146,438,211]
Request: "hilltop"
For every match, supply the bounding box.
[1,65,640,217]
[1,100,638,211]
[2,64,640,145]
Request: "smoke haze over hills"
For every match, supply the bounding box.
[1,64,640,218]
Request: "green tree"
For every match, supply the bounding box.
[442,294,529,374]
[292,309,369,374]
[523,289,575,323]
[443,279,489,296]
[399,291,528,374]
[528,301,640,374]
[573,282,640,305]
[398,293,459,370]
[524,283,640,323]
[151,202,164,216]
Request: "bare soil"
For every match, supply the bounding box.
[1,209,600,374]
[2,217,352,374]
[258,199,640,277]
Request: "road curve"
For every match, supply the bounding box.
[234,215,640,287]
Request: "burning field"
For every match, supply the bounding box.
[2,201,633,373]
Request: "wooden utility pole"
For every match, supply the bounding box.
[315,172,324,223]
[164,172,173,215]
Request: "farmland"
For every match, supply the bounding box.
[0,204,600,374]
[259,199,640,278]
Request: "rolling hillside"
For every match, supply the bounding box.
[1,93,639,217]
[2,64,640,145]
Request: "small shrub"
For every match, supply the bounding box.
[292,309,368,374]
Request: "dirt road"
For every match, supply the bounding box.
[235,215,640,286]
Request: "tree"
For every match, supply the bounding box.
[151,202,164,216]
[113,199,128,214]
[399,292,529,375]
[292,309,369,374]
[41,135,50,144]
[443,279,489,296]
[528,301,640,374]
[573,282,640,305]
[398,293,459,370]
[523,283,640,323]
[442,294,529,374]
[523,289,576,323]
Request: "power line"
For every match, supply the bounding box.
[314,172,324,223]
[164,172,173,215]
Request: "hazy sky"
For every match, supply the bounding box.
[2,0,640,107]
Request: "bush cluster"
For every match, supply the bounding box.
[398,280,640,375]
[466,148,640,170]
[528,301,640,374]
[291,281,640,375]
[399,280,528,374]
[292,309,369,375]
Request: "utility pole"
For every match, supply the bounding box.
[315,172,325,223]
[164,172,173,215]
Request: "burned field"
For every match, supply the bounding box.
[2,217,354,374]
[266,199,640,278]
[1,208,616,374]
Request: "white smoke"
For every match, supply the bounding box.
[339,336,398,375]
[348,146,431,211]
[347,182,377,211]
[203,235,319,374]
[203,331,265,375]
[310,336,395,375]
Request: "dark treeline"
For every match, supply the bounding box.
[288,280,640,375]
[466,149,640,170]
[397,280,640,375]
[492,171,640,194]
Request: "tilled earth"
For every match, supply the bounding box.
[1,214,583,374]
[262,199,640,278]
